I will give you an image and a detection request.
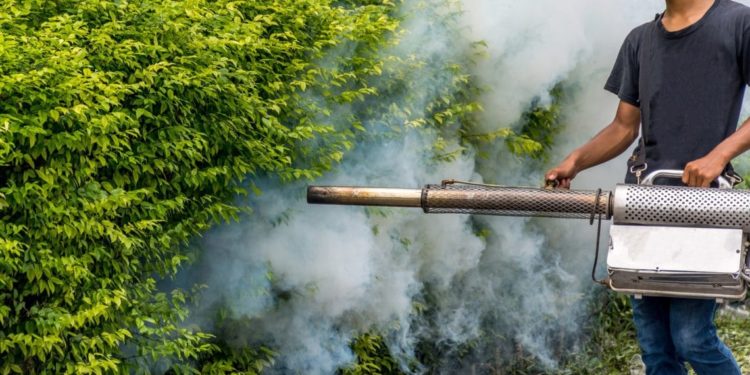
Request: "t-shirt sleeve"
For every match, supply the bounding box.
[604,32,640,107]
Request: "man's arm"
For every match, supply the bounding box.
[683,116,750,187]
[546,100,641,188]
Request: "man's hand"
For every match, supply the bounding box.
[682,153,727,187]
[545,159,578,189]
[679,114,750,187]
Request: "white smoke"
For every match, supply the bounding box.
[464,1,661,134]
[183,0,750,373]
[193,131,484,373]
[453,1,663,367]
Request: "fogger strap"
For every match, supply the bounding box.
[628,138,648,184]
[724,168,743,187]
[590,188,607,285]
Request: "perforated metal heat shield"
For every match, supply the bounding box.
[421,183,611,219]
[612,184,750,229]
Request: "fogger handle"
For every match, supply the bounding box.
[640,169,733,189]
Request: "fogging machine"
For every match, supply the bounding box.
[307,170,750,302]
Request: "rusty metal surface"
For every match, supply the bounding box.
[306,186,423,207]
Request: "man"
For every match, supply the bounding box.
[546,0,750,373]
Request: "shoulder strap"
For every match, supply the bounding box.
[627,137,648,184]
[724,162,743,187]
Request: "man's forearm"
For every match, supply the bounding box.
[546,100,640,188]
[707,117,750,164]
[565,121,639,173]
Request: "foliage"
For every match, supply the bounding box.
[716,304,750,370]
[0,0,638,372]
[0,0,399,372]
[509,84,565,161]
[195,341,275,375]
[559,292,640,374]
[342,333,402,375]
[337,0,485,164]
[465,84,565,162]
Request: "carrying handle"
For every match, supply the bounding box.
[640,169,732,189]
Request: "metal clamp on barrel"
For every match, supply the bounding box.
[640,169,733,189]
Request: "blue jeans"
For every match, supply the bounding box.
[631,296,741,375]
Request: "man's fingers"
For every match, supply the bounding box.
[685,171,712,187]
[544,175,572,189]
[683,164,695,186]
[684,165,701,187]
[684,165,714,187]
[545,165,576,188]
[695,175,711,187]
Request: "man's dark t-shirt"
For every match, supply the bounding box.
[605,0,750,183]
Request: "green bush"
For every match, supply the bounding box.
[0,0,398,372]
[0,0,639,372]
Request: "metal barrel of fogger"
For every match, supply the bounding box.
[307,184,612,220]
[308,182,750,229]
